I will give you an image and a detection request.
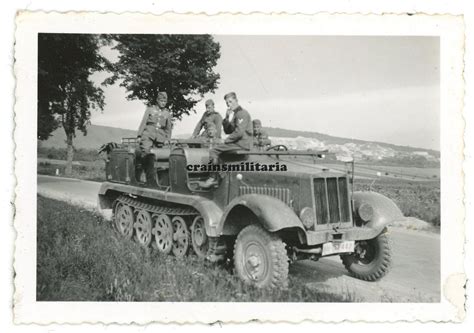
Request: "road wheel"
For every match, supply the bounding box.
[172,216,190,258]
[191,216,209,259]
[134,210,152,247]
[114,203,134,240]
[233,224,288,288]
[341,228,392,281]
[151,214,173,254]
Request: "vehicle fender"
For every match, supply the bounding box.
[218,194,305,236]
[186,198,223,237]
[352,191,405,231]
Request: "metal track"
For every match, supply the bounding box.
[115,195,198,216]
[114,195,229,262]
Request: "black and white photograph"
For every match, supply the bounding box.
[13,12,465,323]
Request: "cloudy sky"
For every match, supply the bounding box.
[90,35,439,150]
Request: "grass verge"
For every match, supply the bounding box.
[38,160,105,182]
[37,195,355,302]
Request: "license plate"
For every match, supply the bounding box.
[322,240,355,256]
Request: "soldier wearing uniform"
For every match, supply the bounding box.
[137,91,172,186]
[200,92,252,188]
[252,119,271,149]
[192,99,223,140]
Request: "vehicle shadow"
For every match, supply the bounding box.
[290,257,349,283]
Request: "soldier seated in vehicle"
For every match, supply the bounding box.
[252,119,271,150]
[136,91,172,186]
[192,99,223,140]
[199,92,252,189]
[204,122,223,146]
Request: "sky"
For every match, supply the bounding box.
[90,35,439,150]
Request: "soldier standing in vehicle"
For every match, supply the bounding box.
[192,99,223,140]
[252,119,271,149]
[137,91,172,186]
[200,92,252,188]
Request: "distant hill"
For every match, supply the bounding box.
[264,127,440,156]
[39,125,138,150]
[39,124,439,167]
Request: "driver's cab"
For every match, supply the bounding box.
[168,144,250,194]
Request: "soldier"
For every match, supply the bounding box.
[204,122,222,145]
[192,99,223,140]
[252,119,271,149]
[200,92,252,188]
[137,91,172,186]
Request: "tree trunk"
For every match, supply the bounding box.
[65,132,74,176]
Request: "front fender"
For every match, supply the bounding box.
[352,191,404,231]
[218,194,305,235]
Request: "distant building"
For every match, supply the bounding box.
[413,151,430,157]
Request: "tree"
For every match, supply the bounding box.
[38,34,109,175]
[106,34,220,119]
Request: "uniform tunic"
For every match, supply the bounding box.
[192,111,223,139]
[137,105,172,153]
[210,106,252,161]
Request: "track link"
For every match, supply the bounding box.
[115,194,198,216]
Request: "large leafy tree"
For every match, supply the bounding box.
[38,34,109,175]
[106,34,220,119]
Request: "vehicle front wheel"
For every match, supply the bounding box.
[233,224,288,288]
[341,228,392,281]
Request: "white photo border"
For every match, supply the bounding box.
[14,11,465,323]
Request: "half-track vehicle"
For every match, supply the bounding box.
[98,138,404,288]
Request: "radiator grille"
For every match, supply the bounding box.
[314,177,351,225]
[239,186,291,205]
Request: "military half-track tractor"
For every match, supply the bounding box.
[98,138,404,288]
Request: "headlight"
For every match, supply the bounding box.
[299,207,315,229]
[358,203,374,223]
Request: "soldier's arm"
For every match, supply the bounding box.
[214,114,223,138]
[192,115,204,137]
[165,112,173,139]
[222,116,234,134]
[137,107,152,137]
[225,112,250,143]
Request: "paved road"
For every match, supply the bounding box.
[37,175,440,302]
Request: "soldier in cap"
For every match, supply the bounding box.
[192,99,223,140]
[204,122,222,145]
[200,92,252,188]
[137,91,172,186]
[252,119,271,149]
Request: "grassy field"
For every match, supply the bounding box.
[38,159,105,181]
[354,178,440,226]
[37,195,355,302]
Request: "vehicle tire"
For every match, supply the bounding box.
[134,210,153,247]
[191,216,209,259]
[341,228,392,281]
[151,214,173,254]
[171,216,190,258]
[114,203,134,240]
[233,224,288,288]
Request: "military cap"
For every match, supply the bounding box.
[205,99,214,106]
[253,119,262,126]
[224,92,237,100]
[157,91,168,100]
